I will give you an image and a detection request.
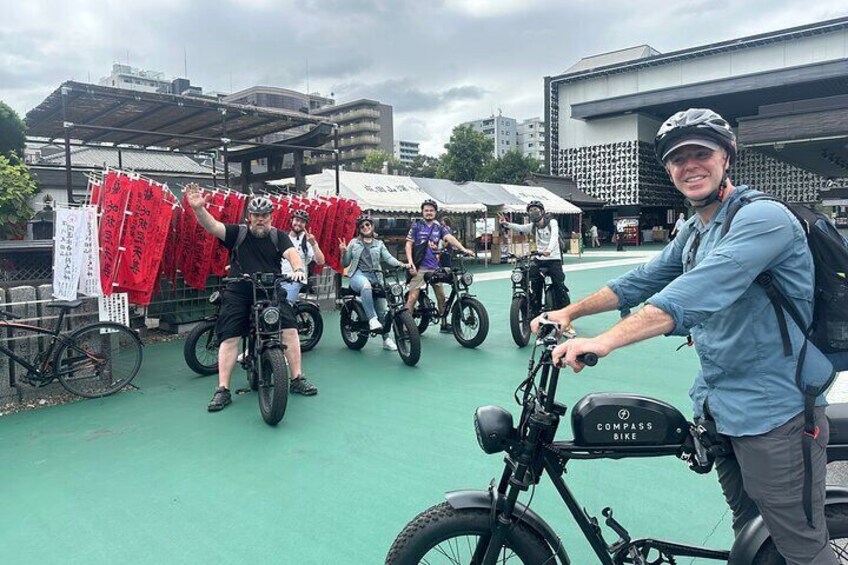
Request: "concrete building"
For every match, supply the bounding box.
[517,118,545,162]
[98,63,206,97]
[223,85,334,114]
[394,140,420,164]
[545,17,848,237]
[459,114,518,158]
[312,99,394,170]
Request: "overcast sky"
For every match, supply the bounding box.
[3,1,846,155]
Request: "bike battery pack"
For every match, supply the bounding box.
[571,393,688,447]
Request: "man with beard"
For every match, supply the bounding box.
[405,199,474,333]
[185,185,316,412]
[279,209,326,304]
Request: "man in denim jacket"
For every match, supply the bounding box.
[535,109,836,564]
[340,214,412,351]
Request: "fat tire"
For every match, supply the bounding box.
[296,303,323,352]
[510,295,531,348]
[751,502,848,564]
[385,502,554,564]
[184,320,218,375]
[53,322,143,398]
[452,297,489,349]
[393,311,421,367]
[257,348,288,426]
[413,292,433,334]
[340,301,369,350]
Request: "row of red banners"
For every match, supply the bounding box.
[87,170,361,303]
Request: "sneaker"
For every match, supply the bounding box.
[383,337,398,351]
[439,323,453,334]
[368,317,383,331]
[290,375,318,396]
[236,352,245,363]
[207,386,232,412]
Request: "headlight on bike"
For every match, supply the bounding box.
[390,284,404,297]
[262,307,281,327]
[462,272,474,286]
[473,405,516,454]
[510,271,523,283]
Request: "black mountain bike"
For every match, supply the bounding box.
[509,252,569,348]
[387,320,848,564]
[340,266,421,367]
[0,299,143,398]
[221,272,292,426]
[408,252,489,349]
[184,285,323,376]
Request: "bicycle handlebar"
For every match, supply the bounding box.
[222,272,295,284]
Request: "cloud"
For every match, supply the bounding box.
[2,0,846,155]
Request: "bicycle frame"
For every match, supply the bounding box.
[0,309,78,384]
[472,333,731,564]
[418,254,476,324]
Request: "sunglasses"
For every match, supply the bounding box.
[360,222,373,228]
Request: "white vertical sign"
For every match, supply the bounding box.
[78,206,102,297]
[53,208,87,300]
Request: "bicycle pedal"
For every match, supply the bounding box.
[235,387,251,395]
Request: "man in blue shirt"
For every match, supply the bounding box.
[535,109,836,563]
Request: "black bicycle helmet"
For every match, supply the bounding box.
[356,213,373,227]
[526,200,545,213]
[247,195,274,215]
[291,209,310,223]
[654,108,737,165]
[421,199,438,212]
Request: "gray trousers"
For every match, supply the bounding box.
[715,407,837,564]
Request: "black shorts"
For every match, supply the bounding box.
[215,284,297,342]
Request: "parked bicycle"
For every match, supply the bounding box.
[184,285,323,376]
[386,319,848,564]
[0,299,143,398]
[508,251,561,347]
[408,251,489,348]
[340,265,421,366]
[219,272,293,426]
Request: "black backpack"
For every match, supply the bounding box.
[722,193,848,527]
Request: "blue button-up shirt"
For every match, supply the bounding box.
[607,185,833,437]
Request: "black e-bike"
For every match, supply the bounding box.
[386,320,848,564]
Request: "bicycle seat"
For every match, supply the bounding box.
[47,299,83,310]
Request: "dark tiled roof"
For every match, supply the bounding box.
[525,173,606,208]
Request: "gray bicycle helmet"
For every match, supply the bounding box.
[247,196,274,215]
[291,209,310,223]
[655,108,737,165]
[526,200,545,213]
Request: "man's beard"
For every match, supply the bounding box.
[250,224,270,238]
[292,226,304,234]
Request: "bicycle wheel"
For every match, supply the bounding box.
[510,295,531,348]
[751,502,848,564]
[407,291,433,334]
[184,320,218,375]
[393,311,421,367]
[296,303,323,352]
[53,322,143,398]
[451,297,489,349]
[257,347,288,426]
[385,502,554,564]
[340,301,369,350]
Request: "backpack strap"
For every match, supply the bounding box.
[722,194,823,528]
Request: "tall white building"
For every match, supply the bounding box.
[459,113,518,158]
[98,63,206,96]
[393,140,420,164]
[517,118,545,162]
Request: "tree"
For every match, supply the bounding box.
[360,150,401,174]
[406,154,440,178]
[0,155,37,239]
[481,150,541,185]
[437,125,493,182]
[0,101,26,159]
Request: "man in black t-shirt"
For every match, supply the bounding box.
[186,185,315,412]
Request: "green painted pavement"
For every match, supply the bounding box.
[0,262,733,564]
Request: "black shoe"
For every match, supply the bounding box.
[440,324,453,333]
[290,375,318,396]
[207,386,232,412]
